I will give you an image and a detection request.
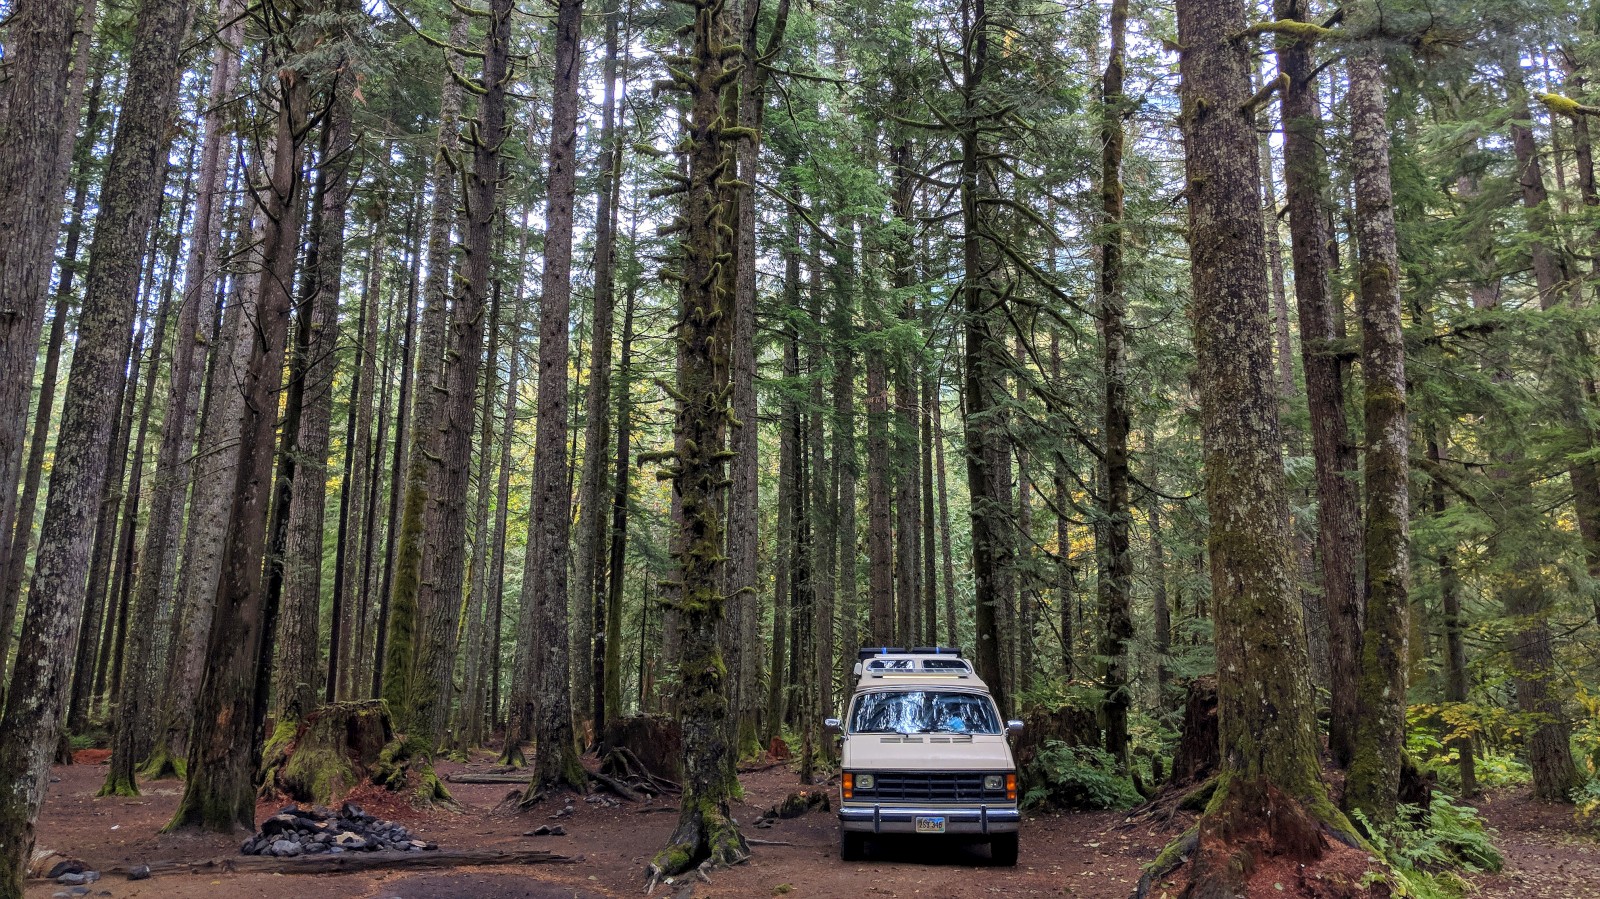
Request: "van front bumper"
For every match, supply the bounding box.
[838,804,1021,835]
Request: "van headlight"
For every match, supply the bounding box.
[855,774,876,790]
[983,774,1004,791]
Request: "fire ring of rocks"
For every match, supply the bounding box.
[241,803,438,857]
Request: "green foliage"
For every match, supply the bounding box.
[1407,711,1532,790]
[1021,741,1141,811]
[1353,795,1502,899]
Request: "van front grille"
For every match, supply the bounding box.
[853,771,1007,803]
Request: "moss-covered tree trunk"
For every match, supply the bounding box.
[382,7,467,745]
[959,0,1014,718]
[0,0,191,883]
[1158,0,1365,891]
[0,0,79,605]
[169,4,311,831]
[1272,0,1364,770]
[648,0,749,876]
[1097,0,1133,771]
[277,13,358,718]
[1343,49,1410,829]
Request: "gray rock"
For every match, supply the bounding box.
[127,864,151,880]
[270,839,301,857]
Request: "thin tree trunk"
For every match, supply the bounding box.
[103,155,195,795]
[1097,0,1133,770]
[1343,50,1410,827]
[382,8,468,733]
[1273,0,1363,768]
[865,348,894,644]
[458,269,501,749]
[831,223,860,688]
[522,0,586,798]
[1429,432,1476,796]
[574,0,624,739]
[765,225,800,746]
[603,275,638,729]
[2,64,107,674]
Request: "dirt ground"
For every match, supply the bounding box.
[24,755,1600,898]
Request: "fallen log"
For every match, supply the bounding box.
[103,848,572,878]
[444,773,534,785]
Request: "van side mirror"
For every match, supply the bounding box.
[824,718,842,734]
[1006,720,1024,734]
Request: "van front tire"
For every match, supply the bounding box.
[840,830,867,861]
[989,832,1018,866]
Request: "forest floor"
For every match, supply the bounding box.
[24,752,1600,899]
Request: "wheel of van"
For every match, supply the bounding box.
[989,833,1018,866]
[840,831,867,861]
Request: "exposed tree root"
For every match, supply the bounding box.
[1134,776,1380,899]
[137,741,184,781]
[96,774,139,798]
[645,801,748,886]
[374,736,458,809]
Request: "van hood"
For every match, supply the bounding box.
[841,734,1016,771]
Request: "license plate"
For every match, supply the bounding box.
[914,816,946,834]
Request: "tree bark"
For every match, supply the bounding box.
[865,346,894,644]
[1342,50,1410,828]
[1156,0,1357,890]
[0,0,80,595]
[0,0,193,881]
[277,17,359,717]
[1097,0,1133,770]
[575,0,625,742]
[170,9,311,830]
[1272,0,1364,768]
[647,0,749,874]
[521,0,586,798]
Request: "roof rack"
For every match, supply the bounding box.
[855,646,963,660]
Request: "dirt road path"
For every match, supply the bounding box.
[24,758,1599,898]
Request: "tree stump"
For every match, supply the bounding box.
[602,715,682,782]
[261,700,394,804]
[1013,701,1099,774]
[1170,676,1219,786]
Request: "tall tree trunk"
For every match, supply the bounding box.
[521,0,586,799]
[604,275,638,728]
[124,19,237,769]
[170,8,311,830]
[577,0,625,742]
[866,348,894,644]
[457,266,501,749]
[1272,0,1363,767]
[959,0,1014,716]
[419,0,507,764]
[1343,50,1410,828]
[373,197,425,699]
[809,253,836,763]
[2,62,107,674]
[831,226,860,688]
[277,19,359,718]
[0,0,193,881]
[648,0,748,874]
[103,157,195,795]
[382,8,468,734]
[934,399,959,650]
[765,225,800,746]
[0,0,80,592]
[1158,0,1357,890]
[1429,432,1476,796]
[331,196,387,700]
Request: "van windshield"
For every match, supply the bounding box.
[849,690,1002,735]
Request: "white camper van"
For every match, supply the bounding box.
[826,647,1022,865]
